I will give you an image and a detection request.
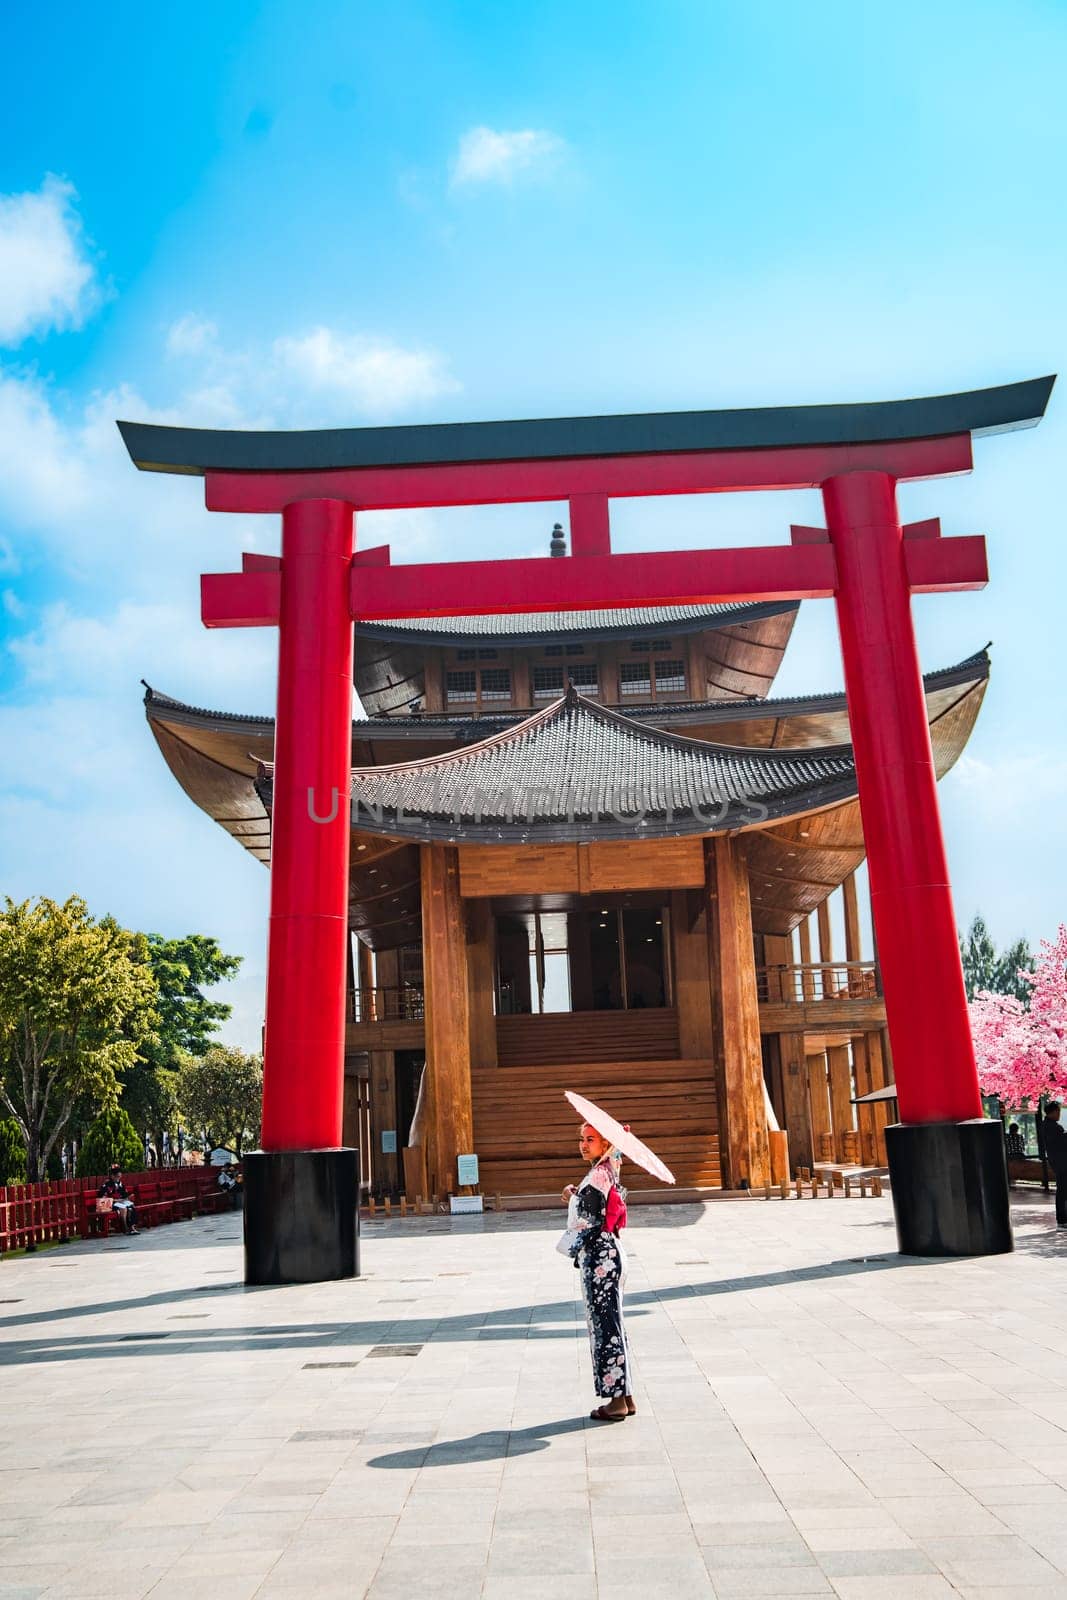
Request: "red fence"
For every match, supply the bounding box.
[0,1168,236,1255]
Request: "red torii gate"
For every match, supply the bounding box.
[120,376,1054,1280]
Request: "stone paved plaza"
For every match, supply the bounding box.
[3,1193,1067,1599]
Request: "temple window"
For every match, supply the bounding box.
[543,644,564,657]
[477,648,498,660]
[565,642,585,655]
[655,658,687,694]
[479,668,512,701]
[456,648,476,661]
[620,661,652,696]
[446,669,477,701]
[533,665,565,698]
[446,666,512,706]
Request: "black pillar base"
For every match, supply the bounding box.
[243,1148,359,1285]
[885,1119,1013,1257]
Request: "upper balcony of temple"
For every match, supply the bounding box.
[354,595,799,717]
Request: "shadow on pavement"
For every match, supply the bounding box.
[0,1252,933,1368]
[367,1416,588,1469]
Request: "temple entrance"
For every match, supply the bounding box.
[494,901,670,1015]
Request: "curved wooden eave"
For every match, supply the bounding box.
[149,706,422,949]
[744,674,987,935]
[149,718,272,867]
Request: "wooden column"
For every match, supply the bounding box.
[423,648,444,713]
[369,1050,398,1195]
[420,843,474,1194]
[779,1031,814,1170]
[686,634,707,700]
[843,871,862,960]
[867,1028,891,1163]
[808,1052,833,1160]
[798,916,816,1000]
[827,1044,855,1162]
[705,838,769,1190]
[762,931,793,1005]
[672,890,714,1059]
[599,647,620,704]
[853,1035,877,1164]
[817,896,834,998]
[342,1065,365,1152]
[763,1034,785,1132]
[357,938,373,1020]
[466,899,498,1074]
[511,651,531,710]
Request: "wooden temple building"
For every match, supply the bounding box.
[145,528,989,1202]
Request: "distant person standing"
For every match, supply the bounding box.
[1042,1104,1067,1226]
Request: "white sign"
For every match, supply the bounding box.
[456,1153,479,1186]
[450,1195,484,1215]
[381,1130,397,1154]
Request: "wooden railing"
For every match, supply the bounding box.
[756,961,881,1004]
[0,1169,230,1254]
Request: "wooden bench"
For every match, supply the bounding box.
[132,1182,175,1228]
[1007,1156,1048,1189]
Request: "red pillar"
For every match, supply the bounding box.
[822,470,982,1126]
[261,498,355,1150]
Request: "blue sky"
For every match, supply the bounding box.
[1,0,1065,1045]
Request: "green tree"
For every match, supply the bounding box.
[76,1107,145,1178]
[124,934,242,1164]
[177,1046,262,1157]
[0,898,158,1181]
[0,1118,27,1184]
[961,914,1035,1004]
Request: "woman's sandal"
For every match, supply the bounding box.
[589,1404,629,1422]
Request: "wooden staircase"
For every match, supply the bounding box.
[473,1055,721,1197]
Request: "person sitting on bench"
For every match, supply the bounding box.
[98,1165,139,1234]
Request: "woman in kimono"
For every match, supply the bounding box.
[561,1121,634,1421]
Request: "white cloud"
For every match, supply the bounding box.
[451,126,564,187]
[273,327,459,414]
[166,312,218,358]
[0,177,97,345]
[0,369,96,527]
[2,589,24,618]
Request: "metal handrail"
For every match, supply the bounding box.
[347,986,425,1023]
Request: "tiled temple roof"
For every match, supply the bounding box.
[256,688,857,844]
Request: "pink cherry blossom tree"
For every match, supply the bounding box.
[970,925,1067,1109]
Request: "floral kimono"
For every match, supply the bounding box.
[567,1154,630,1400]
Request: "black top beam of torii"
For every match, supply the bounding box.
[118,376,1055,476]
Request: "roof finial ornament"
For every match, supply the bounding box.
[564,678,579,708]
[550,521,567,558]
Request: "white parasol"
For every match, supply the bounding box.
[565,1090,676,1185]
